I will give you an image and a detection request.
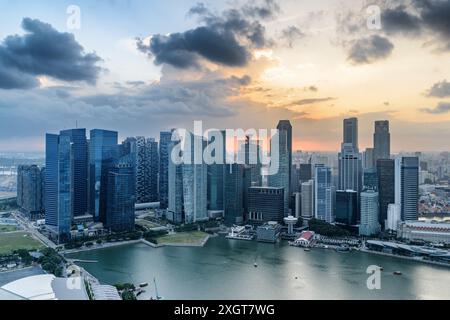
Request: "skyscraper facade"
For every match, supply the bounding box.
[377,159,395,228]
[343,118,358,150]
[299,163,312,183]
[335,190,358,226]
[224,164,244,225]
[400,157,419,221]
[207,130,226,211]
[374,121,391,164]
[359,190,381,236]
[88,129,118,223]
[314,165,334,223]
[17,165,43,220]
[301,180,314,220]
[135,137,159,204]
[167,140,184,224]
[159,131,172,209]
[247,187,284,225]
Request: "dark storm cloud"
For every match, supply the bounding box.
[0,18,102,89]
[381,5,423,36]
[347,35,394,65]
[421,102,450,114]
[137,2,276,69]
[427,80,450,98]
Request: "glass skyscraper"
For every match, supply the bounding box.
[17,165,43,220]
[359,190,381,236]
[224,164,244,225]
[159,131,173,209]
[400,157,419,221]
[374,121,391,164]
[314,165,334,223]
[377,159,395,228]
[89,129,118,223]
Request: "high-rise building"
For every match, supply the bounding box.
[159,131,173,209]
[247,187,285,225]
[88,129,118,223]
[314,165,334,223]
[399,157,419,221]
[105,154,136,232]
[386,203,401,231]
[45,129,88,242]
[363,148,374,170]
[343,118,358,151]
[374,121,390,163]
[291,165,300,193]
[269,120,292,215]
[335,190,358,226]
[224,164,244,225]
[301,180,314,220]
[167,140,184,224]
[299,163,312,183]
[135,137,159,204]
[207,130,226,211]
[17,165,43,220]
[377,159,395,228]
[359,190,381,236]
[363,168,378,190]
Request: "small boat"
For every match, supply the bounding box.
[336,245,351,253]
[379,267,384,272]
[136,289,145,297]
[254,263,258,268]
[393,271,402,276]
[139,282,149,288]
[304,248,311,252]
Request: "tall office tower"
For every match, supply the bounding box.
[373,120,390,163]
[240,136,262,186]
[301,180,314,220]
[45,129,88,242]
[224,164,244,225]
[363,148,374,170]
[17,165,43,220]
[377,159,395,228]
[400,157,419,221]
[335,190,358,226]
[314,165,334,223]
[291,164,300,193]
[119,137,136,157]
[243,166,252,216]
[167,140,184,224]
[183,134,208,224]
[343,118,359,151]
[363,168,378,190]
[88,129,118,223]
[207,130,226,211]
[247,187,285,225]
[299,163,312,183]
[359,190,381,236]
[135,137,159,204]
[106,154,136,232]
[269,120,292,215]
[386,203,401,231]
[159,131,172,209]
[338,145,363,197]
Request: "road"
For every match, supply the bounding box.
[10,211,56,249]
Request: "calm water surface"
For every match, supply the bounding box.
[68,236,450,300]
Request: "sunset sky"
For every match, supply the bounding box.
[1,0,450,152]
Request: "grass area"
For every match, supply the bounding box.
[156,231,208,245]
[0,232,44,255]
[0,225,17,233]
[136,219,161,230]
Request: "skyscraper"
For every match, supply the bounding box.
[314,165,334,223]
[88,129,118,223]
[359,190,381,236]
[135,137,159,204]
[167,140,184,224]
[299,163,312,183]
[159,131,172,209]
[224,164,244,225]
[335,190,358,226]
[207,130,226,211]
[374,121,390,163]
[45,129,88,242]
[247,187,284,225]
[301,180,314,220]
[363,148,374,170]
[17,165,43,220]
[106,154,136,232]
[269,120,292,215]
[400,157,419,221]
[343,118,358,151]
[377,159,395,228]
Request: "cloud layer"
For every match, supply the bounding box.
[0,18,102,89]
[347,35,394,65]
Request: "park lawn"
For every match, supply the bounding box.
[0,225,17,233]
[156,231,208,245]
[0,232,45,255]
[136,219,162,230]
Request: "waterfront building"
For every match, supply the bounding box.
[45,129,88,242]
[377,159,395,229]
[399,157,419,221]
[159,131,173,209]
[314,165,334,223]
[17,165,43,220]
[88,129,118,223]
[301,180,314,220]
[386,203,401,232]
[335,190,358,226]
[268,120,292,215]
[373,120,390,164]
[224,164,244,225]
[397,221,450,244]
[256,222,281,243]
[284,216,298,236]
[359,190,381,236]
[247,187,284,225]
[105,154,136,232]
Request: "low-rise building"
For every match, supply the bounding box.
[398,221,450,244]
[256,222,281,243]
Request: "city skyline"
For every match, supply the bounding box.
[1,0,450,152]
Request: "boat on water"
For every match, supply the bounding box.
[336,245,351,253]
[393,271,402,276]
[254,262,258,268]
[136,289,145,297]
[139,282,148,288]
[304,248,311,252]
